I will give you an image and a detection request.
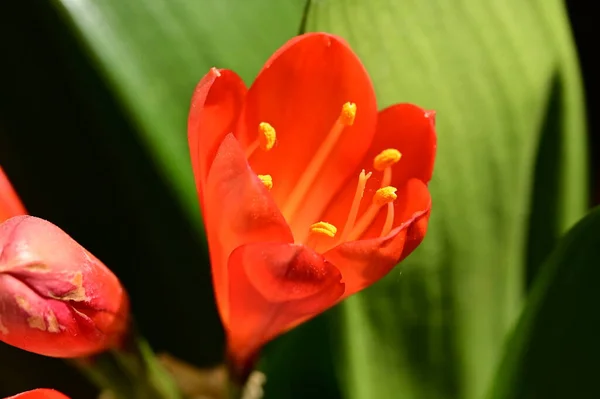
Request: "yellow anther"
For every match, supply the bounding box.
[340,102,357,126]
[257,174,273,190]
[373,186,398,207]
[258,122,276,151]
[309,221,337,238]
[373,149,402,171]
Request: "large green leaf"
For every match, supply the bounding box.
[51,0,305,214]
[488,206,600,398]
[267,1,587,398]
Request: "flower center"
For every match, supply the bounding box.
[248,103,402,252]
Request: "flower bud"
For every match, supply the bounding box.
[5,389,70,399]
[0,215,129,358]
[0,167,27,223]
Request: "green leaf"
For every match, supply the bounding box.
[261,1,587,398]
[488,206,600,399]
[51,0,305,214]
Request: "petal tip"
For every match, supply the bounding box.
[209,67,222,78]
[424,109,436,125]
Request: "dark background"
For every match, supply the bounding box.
[566,2,598,204]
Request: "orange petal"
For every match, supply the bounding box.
[0,167,27,223]
[235,33,378,238]
[5,389,70,399]
[203,134,293,326]
[188,68,247,203]
[324,179,431,297]
[227,242,344,371]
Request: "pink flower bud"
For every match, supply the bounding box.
[0,215,129,358]
[4,389,70,399]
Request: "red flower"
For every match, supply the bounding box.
[0,167,27,223]
[4,389,69,399]
[188,33,436,371]
[0,216,130,358]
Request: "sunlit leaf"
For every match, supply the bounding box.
[52,0,305,213]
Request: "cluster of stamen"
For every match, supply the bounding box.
[248,102,401,252]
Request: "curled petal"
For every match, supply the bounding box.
[188,68,247,202]
[324,179,431,297]
[235,32,378,238]
[0,216,129,358]
[0,167,26,223]
[203,135,293,325]
[5,389,70,399]
[227,242,344,369]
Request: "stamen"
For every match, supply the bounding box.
[309,221,337,238]
[283,102,357,218]
[306,221,337,251]
[340,102,357,126]
[373,149,401,171]
[245,122,277,158]
[372,186,398,206]
[257,174,273,190]
[348,186,398,241]
[258,122,277,151]
[339,169,372,242]
[380,203,395,237]
[373,149,401,187]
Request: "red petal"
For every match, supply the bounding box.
[5,389,70,399]
[227,242,344,367]
[235,33,378,238]
[188,68,247,203]
[374,103,437,184]
[203,135,293,326]
[324,179,431,297]
[0,167,27,223]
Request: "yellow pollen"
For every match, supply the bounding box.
[257,174,273,190]
[373,186,398,207]
[340,102,357,126]
[309,221,337,238]
[258,122,276,151]
[373,149,402,171]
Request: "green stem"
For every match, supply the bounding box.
[227,381,243,399]
[73,327,182,399]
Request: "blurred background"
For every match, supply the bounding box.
[0,0,597,398]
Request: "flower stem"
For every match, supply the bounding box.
[73,325,182,399]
